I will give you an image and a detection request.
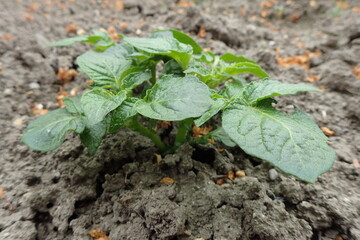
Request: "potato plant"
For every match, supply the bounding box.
[22,29,335,182]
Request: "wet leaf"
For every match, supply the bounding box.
[153,29,202,54]
[123,36,193,69]
[77,45,131,87]
[81,88,127,124]
[22,108,85,151]
[107,98,138,133]
[194,98,226,127]
[222,101,336,182]
[208,127,236,147]
[240,79,321,105]
[80,121,107,155]
[220,53,256,64]
[121,68,151,89]
[213,61,269,87]
[224,77,248,98]
[135,75,212,121]
[48,35,90,47]
[64,95,83,114]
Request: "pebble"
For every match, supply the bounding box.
[4,88,13,96]
[235,170,246,178]
[269,169,279,180]
[29,82,40,89]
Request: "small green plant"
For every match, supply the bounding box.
[22,29,335,182]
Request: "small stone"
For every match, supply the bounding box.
[4,88,13,96]
[221,183,231,188]
[320,127,335,136]
[29,82,40,89]
[269,169,279,180]
[216,178,224,185]
[163,154,179,167]
[235,170,246,178]
[35,103,44,110]
[13,118,23,126]
[77,29,86,35]
[160,177,175,185]
[226,170,235,180]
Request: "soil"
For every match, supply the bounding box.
[1,0,360,239]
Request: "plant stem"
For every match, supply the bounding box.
[164,118,193,154]
[127,117,168,152]
[150,62,157,85]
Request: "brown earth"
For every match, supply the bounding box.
[0,0,360,239]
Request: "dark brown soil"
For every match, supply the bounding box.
[1,1,360,239]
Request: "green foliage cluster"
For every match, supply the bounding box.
[22,29,335,182]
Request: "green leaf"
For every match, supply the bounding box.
[220,53,256,64]
[81,88,127,125]
[22,108,85,151]
[107,98,138,133]
[121,68,152,89]
[242,79,322,105]
[209,127,236,147]
[80,121,107,154]
[194,51,215,63]
[222,102,336,182]
[47,35,90,47]
[135,75,212,121]
[123,37,192,69]
[76,45,131,87]
[47,31,115,51]
[184,60,212,82]
[63,95,83,114]
[194,98,227,126]
[224,77,248,98]
[162,59,184,76]
[89,30,115,51]
[153,29,203,54]
[218,61,269,80]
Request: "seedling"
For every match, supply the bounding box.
[22,29,335,182]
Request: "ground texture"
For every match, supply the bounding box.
[1,0,360,239]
